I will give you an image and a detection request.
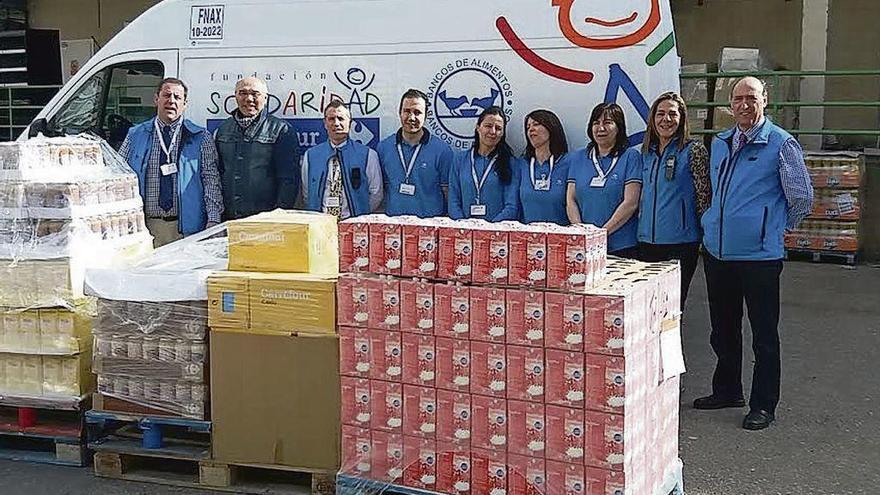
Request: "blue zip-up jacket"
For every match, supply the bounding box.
[304,140,372,217]
[518,154,570,225]
[377,129,453,218]
[447,149,520,222]
[702,119,791,260]
[638,139,701,244]
[123,118,208,235]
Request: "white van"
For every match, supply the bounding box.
[29,0,680,152]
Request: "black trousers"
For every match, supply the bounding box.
[703,253,783,413]
[609,246,639,259]
[637,242,700,309]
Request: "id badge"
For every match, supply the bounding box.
[534,179,550,191]
[470,204,487,217]
[399,183,416,196]
[160,163,178,176]
[590,176,607,188]
[325,196,341,208]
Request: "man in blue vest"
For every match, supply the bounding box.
[214,77,300,220]
[377,89,454,217]
[695,77,813,430]
[301,100,383,219]
[119,78,223,246]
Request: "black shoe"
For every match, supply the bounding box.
[743,409,775,430]
[693,394,746,410]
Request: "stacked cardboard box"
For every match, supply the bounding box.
[786,152,864,254]
[679,63,715,132]
[207,209,341,471]
[0,136,153,404]
[337,215,683,495]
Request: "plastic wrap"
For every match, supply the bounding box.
[84,227,226,420]
[337,212,684,494]
[0,135,154,308]
[340,215,607,293]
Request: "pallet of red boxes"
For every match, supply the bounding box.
[336,215,685,495]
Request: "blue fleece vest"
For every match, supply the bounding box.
[638,140,701,244]
[123,118,207,235]
[702,120,790,260]
[305,140,371,217]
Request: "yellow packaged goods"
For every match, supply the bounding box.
[0,307,91,354]
[227,209,339,275]
[208,271,336,335]
[0,353,92,397]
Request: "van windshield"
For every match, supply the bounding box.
[49,60,164,148]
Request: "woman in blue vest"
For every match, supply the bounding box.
[518,109,569,225]
[566,103,642,258]
[448,106,520,221]
[637,92,710,308]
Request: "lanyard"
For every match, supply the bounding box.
[396,143,422,184]
[529,155,554,189]
[591,148,619,180]
[470,150,497,204]
[154,118,181,164]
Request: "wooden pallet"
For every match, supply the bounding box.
[0,403,86,466]
[785,248,857,265]
[94,450,335,494]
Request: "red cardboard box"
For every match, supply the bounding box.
[470,286,507,343]
[545,460,584,495]
[545,293,584,352]
[337,273,371,327]
[403,385,437,438]
[584,410,625,471]
[341,425,372,477]
[400,279,435,334]
[368,276,401,331]
[339,326,372,378]
[437,443,472,495]
[545,405,584,464]
[340,376,371,428]
[509,228,547,288]
[508,400,546,457]
[506,289,545,347]
[437,390,472,445]
[546,228,588,292]
[506,345,545,403]
[470,342,507,398]
[472,226,510,285]
[584,353,627,414]
[436,337,471,393]
[472,448,508,495]
[508,454,546,495]
[472,395,508,451]
[545,350,585,408]
[582,296,625,356]
[370,330,403,382]
[371,379,403,433]
[402,223,439,278]
[369,220,403,275]
[371,430,404,483]
[438,226,473,283]
[584,466,626,495]
[402,333,436,387]
[403,436,438,491]
[339,220,371,273]
[436,284,471,339]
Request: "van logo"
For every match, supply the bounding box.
[495,0,665,83]
[426,60,515,149]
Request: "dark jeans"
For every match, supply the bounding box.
[637,241,701,309]
[609,246,639,259]
[703,253,783,414]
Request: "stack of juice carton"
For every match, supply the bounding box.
[337,215,683,495]
[0,136,153,406]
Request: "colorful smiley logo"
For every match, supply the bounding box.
[496,0,669,84]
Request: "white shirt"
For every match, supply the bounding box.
[301,139,383,219]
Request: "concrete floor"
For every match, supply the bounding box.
[1,261,878,494]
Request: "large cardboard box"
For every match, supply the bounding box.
[207,272,336,335]
[227,210,339,275]
[211,331,340,470]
